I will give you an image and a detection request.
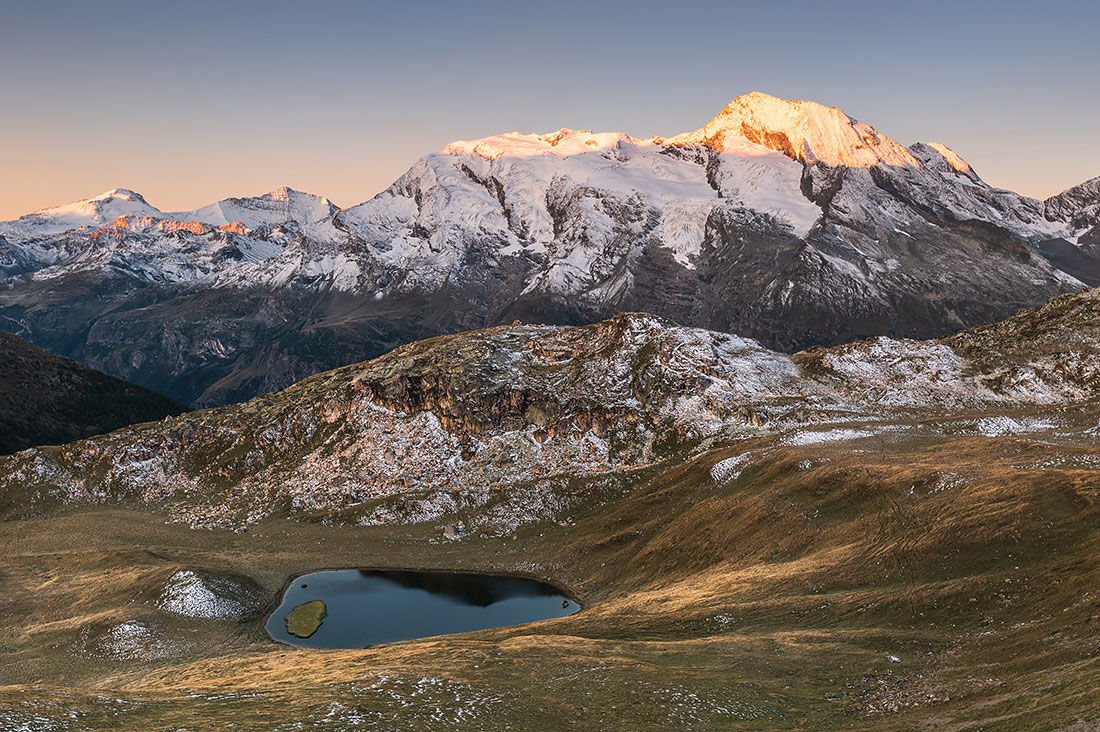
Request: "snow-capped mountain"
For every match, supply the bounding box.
[1046,176,1100,231]
[0,186,337,281]
[0,93,1096,406]
[0,188,163,239]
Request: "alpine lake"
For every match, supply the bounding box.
[266,569,580,648]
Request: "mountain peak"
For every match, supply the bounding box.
[29,188,154,217]
[908,141,978,180]
[92,188,149,204]
[174,187,338,229]
[691,92,920,168]
[1045,175,1100,234]
[923,142,972,174]
[0,188,166,240]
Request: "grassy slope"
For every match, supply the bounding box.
[1,407,1098,730]
[0,330,188,455]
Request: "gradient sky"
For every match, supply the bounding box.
[2,0,1098,219]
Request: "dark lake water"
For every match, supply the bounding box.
[265,569,580,648]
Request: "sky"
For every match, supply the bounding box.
[1,0,1098,219]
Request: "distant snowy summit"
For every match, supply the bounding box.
[0,186,338,285]
[0,186,336,241]
[0,92,1097,407]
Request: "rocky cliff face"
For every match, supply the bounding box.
[0,95,1096,406]
[1045,175,1100,235]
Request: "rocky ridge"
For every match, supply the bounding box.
[2,288,1096,531]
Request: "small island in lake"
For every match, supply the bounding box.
[284,600,327,638]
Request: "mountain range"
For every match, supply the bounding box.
[1,92,1097,406]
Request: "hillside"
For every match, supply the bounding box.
[0,330,187,455]
[0,289,1098,729]
[3,288,1097,525]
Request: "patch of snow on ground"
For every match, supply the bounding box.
[710,454,753,484]
[971,416,1056,437]
[158,570,257,620]
[782,428,875,446]
[94,621,176,661]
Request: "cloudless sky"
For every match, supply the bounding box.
[1,0,1098,219]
